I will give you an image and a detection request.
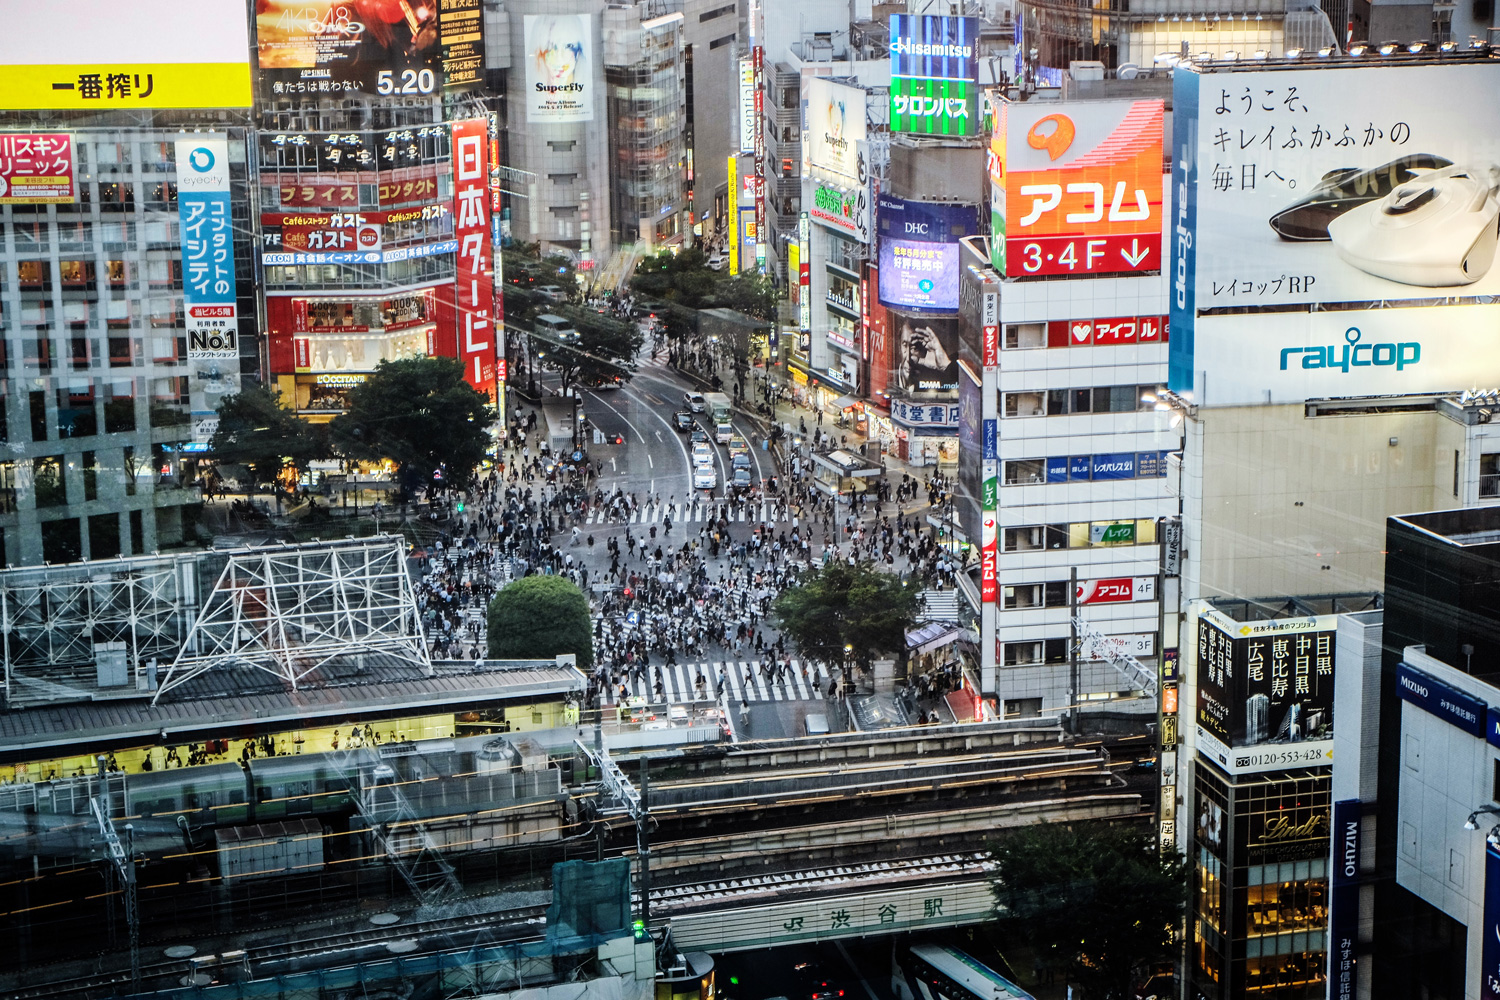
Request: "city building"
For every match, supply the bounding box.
[679,0,743,243]
[0,1,259,566]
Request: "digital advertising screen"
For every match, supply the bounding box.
[879,239,961,313]
[255,0,443,98]
[888,14,979,137]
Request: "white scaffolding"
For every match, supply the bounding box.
[152,537,429,703]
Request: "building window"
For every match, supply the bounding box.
[1003,638,1067,666]
[1004,520,1157,550]
[1003,698,1043,719]
[0,462,17,514]
[1004,384,1159,416]
[1003,581,1069,609]
[1005,322,1045,349]
[1481,453,1499,499]
[1004,459,1046,485]
[1005,391,1045,417]
[33,455,67,508]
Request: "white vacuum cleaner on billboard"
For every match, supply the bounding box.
[1267,157,1500,287]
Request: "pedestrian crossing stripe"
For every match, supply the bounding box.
[601,659,834,705]
[583,502,789,525]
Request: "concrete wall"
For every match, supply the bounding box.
[1185,403,1465,603]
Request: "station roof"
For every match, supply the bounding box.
[0,656,586,762]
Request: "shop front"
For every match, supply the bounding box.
[889,396,959,467]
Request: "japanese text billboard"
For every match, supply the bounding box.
[879,240,961,313]
[255,0,442,98]
[264,212,384,256]
[996,98,1164,278]
[0,0,251,110]
[889,14,978,137]
[810,180,870,242]
[452,118,494,398]
[806,78,866,179]
[438,0,485,90]
[0,134,75,204]
[1196,606,1336,751]
[175,138,238,360]
[524,13,594,123]
[1174,64,1500,315]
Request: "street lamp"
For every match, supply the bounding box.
[1464,804,1500,830]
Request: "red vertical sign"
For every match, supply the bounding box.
[752,46,765,268]
[452,118,494,399]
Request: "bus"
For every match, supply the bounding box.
[893,944,1034,1000]
[703,392,732,442]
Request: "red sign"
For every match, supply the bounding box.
[1001,101,1164,278]
[452,119,494,398]
[294,338,311,370]
[1075,577,1155,605]
[982,324,999,367]
[268,166,441,209]
[1047,314,1168,348]
[980,546,997,602]
[266,212,383,254]
[0,133,76,204]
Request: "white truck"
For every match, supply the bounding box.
[704,392,732,443]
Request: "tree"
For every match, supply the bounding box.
[989,823,1188,1000]
[538,305,643,390]
[210,384,323,493]
[487,575,594,669]
[771,561,920,670]
[329,356,494,497]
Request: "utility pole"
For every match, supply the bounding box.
[1069,566,1079,737]
[636,755,651,928]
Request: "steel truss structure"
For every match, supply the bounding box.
[0,537,427,708]
[153,537,429,703]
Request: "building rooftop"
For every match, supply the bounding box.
[1392,507,1500,549]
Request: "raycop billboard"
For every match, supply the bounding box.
[991,98,1165,278]
[1170,62,1500,399]
[1195,605,1337,775]
[889,14,979,137]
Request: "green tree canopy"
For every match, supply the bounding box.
[628,248,777,322]
[329,356,493,496]
[487,575,594,669]
[210,384,325,489]
[990,823,1187,1000]
[538,305,644,390]
[771,561,920,669]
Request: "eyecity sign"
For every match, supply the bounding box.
[1279,327,1420,374]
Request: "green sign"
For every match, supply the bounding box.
[1090,522,1136,545]
[982,476,997,510]
[890,77,976,136]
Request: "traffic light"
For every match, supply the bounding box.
[456,500,464,513]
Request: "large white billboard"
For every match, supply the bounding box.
[1184,304,1500,406]
[524,13,594,123]
[805,78,866,180]
[1176,63,1500,312]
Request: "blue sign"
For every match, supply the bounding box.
[1485,846,1500,1000]
[1329,799,1360,1000]
[1491,708,1500,749]
[1395,662,1487,738]
[1090,453,1137,481]
[877,195,979,244]
[981,418,997,460]
[1168,69,1199,393]
[1068,455,1092,481]
[1046,456,1069,483]
[626,611,639,626]
[1138,451,1163,478]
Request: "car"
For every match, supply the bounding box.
[730,467,754,493]
[586,375,622,390]
[731,452,752,471]
[684,391,705,412]
[690,427,709,445]
[728,434,748,456]
[693,466,718,490]
[707,252,727,271]
[692,441,714,465]
[536,284,568,304]
[672,410,695,432]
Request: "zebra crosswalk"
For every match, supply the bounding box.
[584,501,789,526]
[603,659,832,705]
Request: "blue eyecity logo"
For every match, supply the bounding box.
[1279,327,1420,374]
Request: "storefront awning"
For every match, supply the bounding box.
[832,394,858,410]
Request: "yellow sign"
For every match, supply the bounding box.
[727,155,739,275]
[0,64,252,110]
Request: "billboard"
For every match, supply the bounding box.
[264,212,384,256]
[889,14,979,137]
[256,0,442,98]
[452,119,494,398]
[878,195,978,244]
[175,138,238,361]
[1076,577,1157,605]
[891,314,961,392]
[1195,607,1336,753]
[806,78,866,179]
[996,98,1164,278]
[879,240,961,313]
[0,0,251,110]
[525,13,594,123]
[0,134,75,204]
[1174,64,1500,313]
[439,0,485,89]
[809,179,870,242]
[738,58,756,155]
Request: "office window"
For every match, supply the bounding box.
[1004,459,1046,485]
[1004,391,1045,417]
[33,455,67,507]
[1005,322,1046,349]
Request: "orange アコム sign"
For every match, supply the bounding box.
[996,99,1164,278]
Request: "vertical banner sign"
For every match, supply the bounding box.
[452,119,494,398]
[1485,845,1500,1000]
[175,137,238,360]
[1330,799,1360,1000]
[738,57,757,155]
[981,457,998,602]
[728,155,740,274]
[753,46,766,271]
